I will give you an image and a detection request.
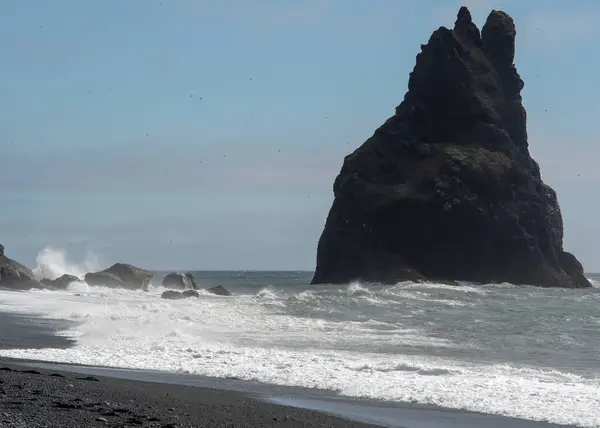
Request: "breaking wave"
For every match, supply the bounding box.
[1,247,599,427]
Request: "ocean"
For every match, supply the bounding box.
[0,262,599,427]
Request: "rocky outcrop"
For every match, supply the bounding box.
[84,263,153,289]
[182,289,200,298]
[161,290,184,300]
[161,289,200,300]
[0,246,158,291]
[161,286,230,299]
[40,274,81,290]
[161,272,199,290]
[0,246,41,290]
[0,266,38,290]
[207,285,232,296]
[0,244,84,290]
[312,8,591,288]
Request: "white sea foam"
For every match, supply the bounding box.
[345,281,373,297]
[0,282,599,427]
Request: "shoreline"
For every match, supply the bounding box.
[0,357,571,428]
[0,311,580,427]
[0,358,382,428]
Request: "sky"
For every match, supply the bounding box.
[1,0,599,271]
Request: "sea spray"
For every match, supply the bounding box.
[32,247,103,281]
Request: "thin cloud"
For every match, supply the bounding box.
[3,133,595,192]
[0,144,346,193]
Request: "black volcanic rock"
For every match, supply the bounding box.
[162,272,199,290]
[161,289,200,300]
[311,8,591,288]
[161,290,184,300]
[85,263,153,290]
[0,246,41,290]
[182,289,200,298]
[41,274,81,290]
[207,285,232,296]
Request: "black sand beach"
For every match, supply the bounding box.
[0,358,576,428]
[0,361,384,428]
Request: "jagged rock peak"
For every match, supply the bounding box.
[482,9,516,66]
[456,5,472,23]
[454,6,482,46]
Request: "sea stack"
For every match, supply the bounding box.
[312,8,591,288]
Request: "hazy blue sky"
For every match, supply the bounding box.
[1,0,599,271]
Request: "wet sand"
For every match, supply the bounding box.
[0,361,384,427]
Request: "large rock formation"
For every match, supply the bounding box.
[0,245,41,290]
[84,263,153,289]
[312,8,591,288]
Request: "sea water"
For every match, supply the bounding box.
[0,250,599,427]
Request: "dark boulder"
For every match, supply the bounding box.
[162,273,186,289]
[160,290,183,300]
[85,263,153,289]
[84,271,123,288]
[161,289,200,300]
[311,8,591,288]
[161,290,184,300]
[162,272,198,290]
[207,285,232,296]
[40,274,81,290]
[182,289,200,298]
